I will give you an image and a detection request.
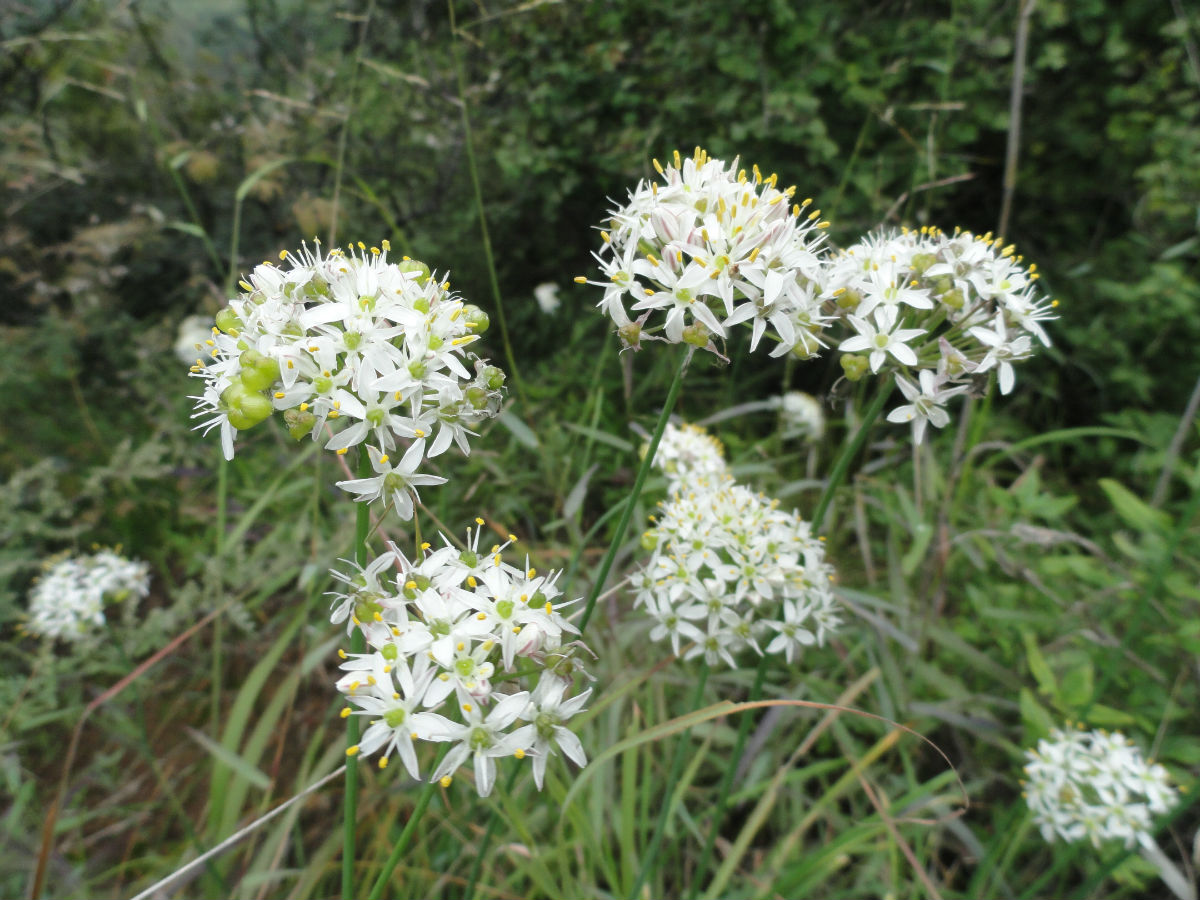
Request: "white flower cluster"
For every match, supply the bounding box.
[632,475,840,667]
[649,422,728,488]
[1023,726,1176,849]
[777,391,825,440]
[829,225,1055,443]
[26,549,150,642]
[581,147,830,356]
[332,520,592,796]
[584,151,1057,444]
[189,241,505,518]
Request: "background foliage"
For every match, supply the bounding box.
[1,0,1198,898]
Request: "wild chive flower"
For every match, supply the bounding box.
[25,549,150,642]
[776,391,825,440]
[579,147,830,357]
[633,475,840,667]
[1022,726,1176,849]
[827,225,1056,442]
[649,422,728,487]
[333,520,593,796]
[188,240,506,518]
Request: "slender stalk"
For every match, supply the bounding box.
[626,661,711,899]
[446,0,528,408]
[342,446,372,899]
[327,0,376,248]
[690,379,894,897]
[464,764,521,897]
[366,749,448,900]
[578,351,690,633]
[998,0,1036,237]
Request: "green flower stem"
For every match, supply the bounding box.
[342,446,372,899]
[690,378,894,898]
[579,349,690,633]
[464,764,522,898]
[366,748,448,900]
[626,660,711,900]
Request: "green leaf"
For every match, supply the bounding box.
[1085,704,1136,728]
[1058,660,1093,708]
[186,727,271,791]
[498,409,539,448]
[1021,630,1057,699]
[1098,478,1171,534]
[235,156,296,202]
[900,522,933,577]
[1019,688,1055,740]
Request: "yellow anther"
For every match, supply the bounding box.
[477,612,487,620]
[373,612,383,622]
[514,748,526,760]
[462,703,472,713]
[749,247,760,263]
[378,454,389,464]
[653,157,664,174]
[527,568,536,578]
[414,429,426,437]
[673,149,681,168]
[405,580,417,590]
[340,707,351,718]
[346,745,360,757]
[286,360,294,369]
[239,280,254,291]
[601,230,611,243]
[439,775,452,788]
[574,276,587,283]
[338,648,347,659]
[274,391,285,399]
[382,239,391,251]
[336,447,348,455]
[378,757,388,769]
[508,534,518,542]
[467,576,477,588]
[421,541,431,550]
[475,516,485,525]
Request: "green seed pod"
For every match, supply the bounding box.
[462,305,490,335]
[239,349,281,392]
[681,321,710,348]
[910,252,937,275]
[618,321,642,348]
[840,354,870,382]
[283,408,316,440]
[215,307,243,335]
[221,382,273,430]
[480,366,505,392]
[397,258,431,280]
[940,288,965,310]
[836,289,862,310]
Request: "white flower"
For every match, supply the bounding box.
[777,391,825,440]
[886,369,968,444]
[969,313,1032,395]
[334,440,447,520]
[427,691,532,797]
[514,678,592,789]
[187,240,506,514]
[582,148,829,356]
[634,474,839,668]
[650,422,727,487]
[26,550,150,642]
[533,282,561,314]
[838,305,927,373]
[1023,726,1177,850]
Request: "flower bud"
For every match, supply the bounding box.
[479,365,505,392]
[940,288,965,310]
[840,354,870,382]
[910,252,937,275]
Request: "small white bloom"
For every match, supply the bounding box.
[886,369,968,444]
[533,282,561,314]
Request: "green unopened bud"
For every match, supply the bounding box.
[462,305,490,334]
[221,382,273,430]
[239,349,280,392]
[641,531,659,551]
[479,366,505,391]
[836,289,863,310]
[215,308,242,335]
[910,252,937,275]
[790,336,820,360]
[930,275,953,295]
[428,334,444,350]
[840,354,870,382]
[465,386,489,409]
[408,360,427,379]
[681,321,710,348]
[283,408,316,440]
[940,288,965,310]
[397,258,431,280]
[618,321,642,348]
